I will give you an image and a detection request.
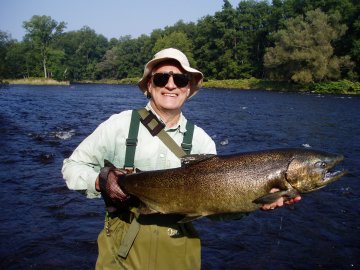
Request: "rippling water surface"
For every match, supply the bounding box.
[0,84,359,269]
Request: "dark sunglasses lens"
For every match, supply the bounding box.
[152,73,190,88]
[153,73,170,87]
[173,74,190,87]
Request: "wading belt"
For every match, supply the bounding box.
[118,107,194,258]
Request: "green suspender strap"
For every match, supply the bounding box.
[119,110,141,259]
[118,214,140,258]
[123,110,140,170]
[118,108,194,258]
[182,120,194,155]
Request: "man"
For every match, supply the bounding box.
[62,48,300,269]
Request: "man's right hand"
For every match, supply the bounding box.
[97,166,130,212]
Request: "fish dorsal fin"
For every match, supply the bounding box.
[181,154,216,167]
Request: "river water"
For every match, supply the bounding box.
[0,84,359,270]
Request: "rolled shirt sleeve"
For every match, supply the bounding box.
[62,111,132,198]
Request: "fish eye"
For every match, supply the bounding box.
[315,161,327,168]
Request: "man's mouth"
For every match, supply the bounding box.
[163,93,177,97]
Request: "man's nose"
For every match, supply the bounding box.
[165,75,176,89]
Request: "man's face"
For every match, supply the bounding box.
[148,62,190,112]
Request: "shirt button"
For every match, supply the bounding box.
[160,154,165,158]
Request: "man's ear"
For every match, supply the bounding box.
[147,80,153,94]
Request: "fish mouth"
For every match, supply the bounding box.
[323,169,348,182]
[322,155,348,184]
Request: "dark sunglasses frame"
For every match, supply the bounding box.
[151,71,191,88]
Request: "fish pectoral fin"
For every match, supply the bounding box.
[178,215,203,223]
[137,203,158,215]
[253,190,298,204]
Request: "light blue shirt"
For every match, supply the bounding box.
[62,103,217,198]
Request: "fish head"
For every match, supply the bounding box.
[285,149,347,193]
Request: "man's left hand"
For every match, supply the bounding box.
[261,188,301,210]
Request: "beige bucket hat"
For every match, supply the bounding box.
[138,48,204,99]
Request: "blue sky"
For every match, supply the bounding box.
[1,0,241,41]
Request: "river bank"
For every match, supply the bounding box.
[3,77,359,94]
[3,78,70,85]
[70,77,360,95]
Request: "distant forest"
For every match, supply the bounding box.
[1,0,359,84]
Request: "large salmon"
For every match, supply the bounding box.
[118,148,347,221]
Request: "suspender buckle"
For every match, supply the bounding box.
[140,110,165,136]
[126,138,138,146]
[181,142,192,153]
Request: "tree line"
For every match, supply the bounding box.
[1,0,359,84]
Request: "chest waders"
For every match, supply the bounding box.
[118,108,194,259]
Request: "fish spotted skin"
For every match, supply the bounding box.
[119,148,347,220]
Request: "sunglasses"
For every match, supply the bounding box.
[152,71,190,88]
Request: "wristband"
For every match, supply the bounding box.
[99,166,112,192]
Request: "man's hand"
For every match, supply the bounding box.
[261,188,301,210]
[97,167,130,212]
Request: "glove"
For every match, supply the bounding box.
[98,165,130,213]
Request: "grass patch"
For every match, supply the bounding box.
[203,78,359,94]
[203,78,302,92]
[75,78,139,85]
[307,80,360,94]
[5,77,70,85]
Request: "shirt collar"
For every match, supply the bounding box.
[145,102,187,133]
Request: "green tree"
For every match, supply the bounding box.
[6,41,31,78]
[96,46,119,79]
[23,15,66,78]
[351,18,360,78]
[235,0,272,78]
[96,34,152,79]
[0,31,13,78]
[346,2,360,78]
[57,26,108,80]
[0,31,36,79]
[213,0,242,79]
[47,48,66,80]
[194,1,239,79]
[264,9,353,83]
[194,0,272,79]
[294,0,359,78]
[152,31,196,66]
[162,20,197,40]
